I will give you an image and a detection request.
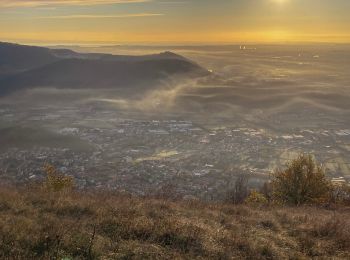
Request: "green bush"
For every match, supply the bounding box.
[271,154,331,205]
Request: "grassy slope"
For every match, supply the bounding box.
[0,186,349,259]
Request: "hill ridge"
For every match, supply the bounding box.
[0,42,208,96]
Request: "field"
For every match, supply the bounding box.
[0,185,349,259]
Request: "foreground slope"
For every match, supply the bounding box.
[0,186,349,259]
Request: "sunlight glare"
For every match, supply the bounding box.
[272,0,288,4]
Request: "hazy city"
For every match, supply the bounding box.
[1,0,350,258]
[0,44,349,200]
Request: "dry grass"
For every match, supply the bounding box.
[0,186,349,259]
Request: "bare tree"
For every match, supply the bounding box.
[227,173,249,204]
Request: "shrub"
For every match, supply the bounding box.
[271,154,331,205]
[329,183,350,206]
[260,181,273,202]
[227,174,249,204]
[245,190,268,206]
[43,164,74,192]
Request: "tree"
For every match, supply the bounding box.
[272,154,331,205]
[43,163,74,192]
[227,173,249,204]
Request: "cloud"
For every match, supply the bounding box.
[0,0,151,8]
[35,13,164,19]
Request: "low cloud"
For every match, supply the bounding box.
[35,13,164,19]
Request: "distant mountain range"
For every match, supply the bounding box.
[0,42,208,96]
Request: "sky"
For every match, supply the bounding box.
[0,0,349,45]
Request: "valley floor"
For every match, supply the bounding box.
[0,186,349,259]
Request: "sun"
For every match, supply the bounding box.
[272,0,288,4]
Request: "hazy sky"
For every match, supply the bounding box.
[0,0,349,44]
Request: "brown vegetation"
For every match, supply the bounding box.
[271,154,331,205]
[227,154,349,208]
[226,173,249,204]
[0,156,349,259]
[0,185,349,259]
[43,163,74,192]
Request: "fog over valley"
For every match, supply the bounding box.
[3,1,350,257]
[0,43,349,199]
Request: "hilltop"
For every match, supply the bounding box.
[0,42,208,96]
[0,185,349,259]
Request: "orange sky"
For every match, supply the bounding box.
[0,0,349,44]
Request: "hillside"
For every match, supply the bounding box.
[0,57,207,95]
[0,42,208,96]
[0,186,349,259]
[0,42,60,77]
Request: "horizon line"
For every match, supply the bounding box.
[2,40,350,47]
